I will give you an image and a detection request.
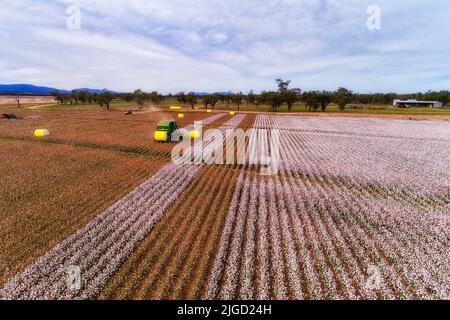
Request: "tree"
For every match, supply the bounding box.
[318,91,332,112]
[69,92,76,105]
[149,91,163,105]
[231,92,244,110]
[384,92,397,105]
[424,90,450,106]
[357,93,373,105]
[186,92,197,109]
[276,79,301,111]
[276,79,291,93]
[210,94,220,109]
[254,95,262,109]
[121,93,134,102]
[60,94,70,105]
[96,92,114,110]
[261,91,283,112]
[202,96,209,109]
[86,92,96,104]
[285,89,301,111]
[439,91,450,106]
[51,91,62,105]
[176,92,187,105]
[247,90,255,105]
[216,94,225,104]
[133,89,147,109]
[334,87,353,111]
[224,94,232,105]
[75,90,89,104]
[203,94,220,109]
[302,91,320,112]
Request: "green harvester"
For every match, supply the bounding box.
[153,120,183,142]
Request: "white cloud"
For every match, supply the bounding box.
[0,0,449,93]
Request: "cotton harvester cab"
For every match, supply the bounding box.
[153,120,183,142]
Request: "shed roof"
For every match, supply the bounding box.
[394,100,439,104]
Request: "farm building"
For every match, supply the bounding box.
[393,99,443,108]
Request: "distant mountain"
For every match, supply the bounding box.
[0,84,231,96]
[193,91,232,96]
[0,84,115,95]
[72,88,112,94]
[0,84,68,94]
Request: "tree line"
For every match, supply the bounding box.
[51,81,450,112]
[175,80,449,112]
[52,90,115,110]
[51,89,163,110]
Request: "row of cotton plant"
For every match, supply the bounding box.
[255,115,450,195]
[203,115,448,300]
[205,170,448,299]
[255,115,450,142]
[204,173,246,299]
[181,114,247,164]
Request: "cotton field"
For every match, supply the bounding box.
[0,111,448,300]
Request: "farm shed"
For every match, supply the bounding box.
[393,99,443,108]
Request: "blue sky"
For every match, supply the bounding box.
[0,0,449,93]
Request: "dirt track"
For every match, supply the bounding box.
[0,96,55,105]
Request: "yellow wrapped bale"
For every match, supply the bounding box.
[229,111,235,116]
[207,109,212,113]
[178,113,184,118]
[189,130,200,139]
[34,129,49,137]
[154,131,168,142]
[170,106,181,110]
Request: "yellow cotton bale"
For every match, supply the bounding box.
[170,106,181,110]
[229,111,235,116]
[154,131,168,142]
[189,130,200,139]
[178,113,184,118]
[207,109,212,113]
[34,129,49,137]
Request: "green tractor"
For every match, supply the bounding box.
[153,120,184,142]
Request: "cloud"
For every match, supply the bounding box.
[0,0,449,93]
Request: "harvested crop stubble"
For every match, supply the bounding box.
[0,113,244,299]
[0,110,226,155]
[182,113,226,132]
[0,139,165,286]
[0,112,226,287]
